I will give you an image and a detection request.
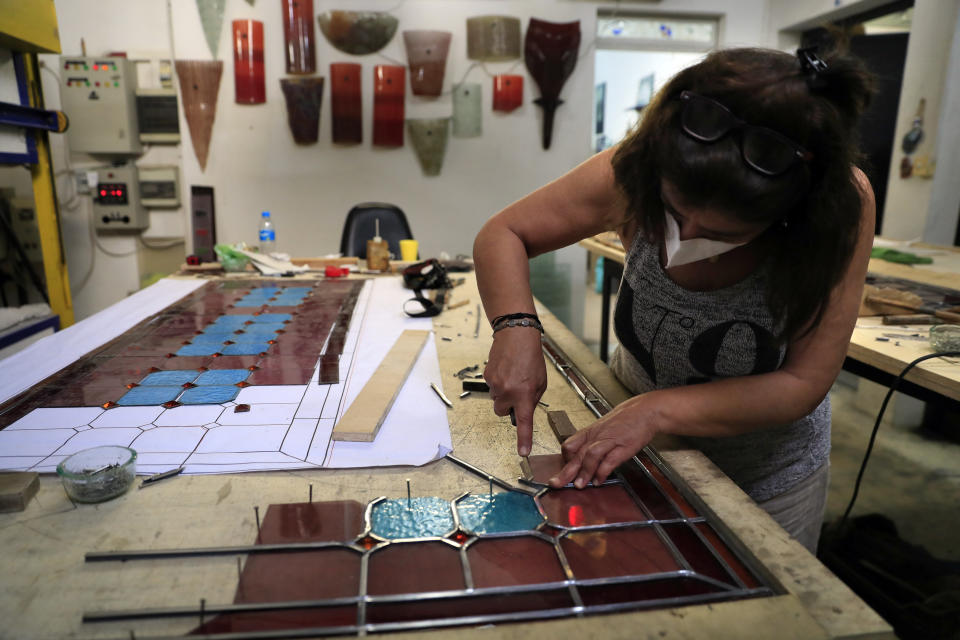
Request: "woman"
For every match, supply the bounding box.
[473,46,875,552]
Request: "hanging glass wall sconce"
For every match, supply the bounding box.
[493,74,523,112]
[373,65,405,147]
[402,30,452,97]
[175,60,224,171]
[407,118,450,176]
[232,19,265,104]
[466,16,521,61]
[318,11,398,55]
[280,77,324,144]
[282,0,316,74]
[524,18,581,150]
[452,83,481,137]
[330,63,362,144]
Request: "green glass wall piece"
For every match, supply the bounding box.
[452,82,482,138]
[195,0,227,59]
[318,10,399,55]
[466,15,521,61]
[406,118,450,176]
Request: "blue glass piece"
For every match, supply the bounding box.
[456,492,544,534]
[221,341,271,355]
[237,323,285,335]
[235,299,270,307]
[209,315,257,326]
[139,370,200,386]
[117,385,182,406]
[251,313,292,323]
[190,332,232,344]
[178,385,239,404]
[370,497,455,539]
[194,369,250,385]
[176,343,222,356]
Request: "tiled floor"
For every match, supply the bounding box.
[581,283,960,562]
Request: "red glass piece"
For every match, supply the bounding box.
[695,522,761,588]
[524,18,581,149]
[235,403,251,412]
[232,19,265,104]
[402,30,452,97]
[260,501,365,542]
[467,536,566,588]
[372,65,405,147]
[493,74,523,112]
[367,590,573,625]
[637,452,698,518]
[577,578,719,607]
[175,60,223,171]
[162,401,181,409]
[540,485,648,527]
[125,382,138,389]
[367,541,463,596]
[560,528,678,580]
[616,456,678,520]
[101,401,118,409]
[281,0,316,75]
[524,453,566,484]
[449,529,470,545]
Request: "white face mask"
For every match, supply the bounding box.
[663,213,747,269]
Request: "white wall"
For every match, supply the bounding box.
[1,0,768,328]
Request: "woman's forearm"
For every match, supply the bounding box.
[473,220,537,325]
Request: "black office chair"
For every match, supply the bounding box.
[339,202,414,259]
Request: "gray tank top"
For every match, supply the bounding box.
[609,230,830,502]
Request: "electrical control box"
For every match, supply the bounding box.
[60,56,142,154]
[138,166,180,208]
[136,88,180,143]
[93,165,147,230]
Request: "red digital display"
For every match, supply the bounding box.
[97,183,128,205]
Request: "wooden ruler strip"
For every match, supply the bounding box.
[547,410,578,444]
[332,329,431,442]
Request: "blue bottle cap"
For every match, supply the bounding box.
[262,211,270,217]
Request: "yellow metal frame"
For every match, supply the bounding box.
[23,53,74,327]
[0,0,61,53]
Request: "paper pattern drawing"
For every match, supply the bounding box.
[0,278,451,475]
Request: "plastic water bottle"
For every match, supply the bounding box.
[258,211,276,254]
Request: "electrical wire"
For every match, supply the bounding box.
[838,350,960,530]
[139,237,185,251]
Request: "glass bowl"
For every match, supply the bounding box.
[929,324,960,352]
[56,446,137,503]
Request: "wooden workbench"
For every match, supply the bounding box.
[0,273,891,639]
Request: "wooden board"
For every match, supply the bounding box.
[0,472,39,513]
[331,329,430,442]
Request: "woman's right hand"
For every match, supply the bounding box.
[483,326,547,457]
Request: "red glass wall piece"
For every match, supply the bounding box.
[372,65,405,147]
[232,19,265,104]
[175,60,224,171]
[402,30,452,97]
[524,18,581,149]
[493,74,523,112]
[281,0,316,75]
[330,62,362,144]
[280,77,325,144]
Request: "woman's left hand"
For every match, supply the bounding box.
[548,396,660,489]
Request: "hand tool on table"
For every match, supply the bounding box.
[864,295,960,323]
[881,314,943,326]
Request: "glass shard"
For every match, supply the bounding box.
[318,10,399,55]
[406,118,449,176]
[467,15,521,61]
[330,62,362,144]
[175,60,224,171]
[280,77,325,145]
[524,18,581,149]
[493,74,523,112]
[232,19,265,104]
[281,0,316,74]
[196,0,227,59]
[456,491,543,534]
[372,65,405,147]
[402,30,452,97]
[467,536,566,588]
[452,82,481,137]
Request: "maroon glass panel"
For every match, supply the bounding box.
[232,19,265,104]
[366,590,574,625]
[402,30,452,97]
[539,485,648,527]
[195,607,357,635]
[372,65,405,147]
[235,548,361,603]
[637,452,698,518]
[330,62,362,144]
[467,536,566,588]
[616,455,679,520]
[524,18,581,149]
[493,74,523,112]
[281,0,316,75]
[695,522,761,589]
[280,77,325,144]
[259,501,365,543]
[560,528,678,580]
[367,541,464,596]
[525,453,566,484]
[577,578,720,608]
[662,523,736,587]
[175,60,224,171]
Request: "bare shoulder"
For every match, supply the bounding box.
[851,166,876,231]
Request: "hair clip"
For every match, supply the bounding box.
[797,47,828,89]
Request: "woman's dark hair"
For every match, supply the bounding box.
[612,46,874,341]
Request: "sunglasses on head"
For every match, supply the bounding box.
[679,91,812,177]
